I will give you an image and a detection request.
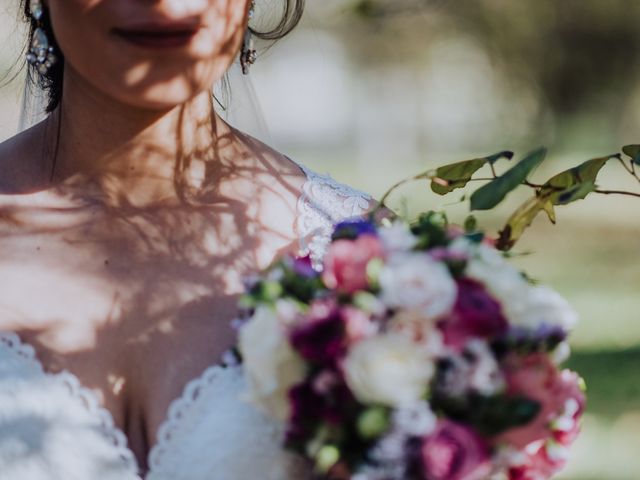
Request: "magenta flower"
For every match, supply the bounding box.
[322,234,384,294]
[420,420,491,480]
[290,301,346,365]
[286,378,355,446]
[439,279,508,350]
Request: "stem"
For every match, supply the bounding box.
[618,157,640,183]
[594,189,640,198]
[374,172,432,214]
[489,163,498,178]
[618,156,634,175]
[630,163,640,183]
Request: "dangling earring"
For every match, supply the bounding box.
[26,0,57,75]
[240,0,257,75]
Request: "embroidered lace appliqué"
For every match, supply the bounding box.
[295,164,372,269]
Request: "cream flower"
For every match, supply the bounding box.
[466,243,528,302]
[379,253,457,320]
[465,244,578,331]
[379,221,417,252]
[509,285,579,331]
[239,304,306,421]
[343,333,435,407]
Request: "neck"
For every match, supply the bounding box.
[46,67,233,207]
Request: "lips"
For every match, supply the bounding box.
[112,23,200,49]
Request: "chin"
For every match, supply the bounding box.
[105,76,217,111]
[107,61,229,111]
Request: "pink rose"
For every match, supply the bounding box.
[341,306,378,343]
[322,234,384,294]
[439,279,508,350]
[496,354,585,450]
[420,420,491,480]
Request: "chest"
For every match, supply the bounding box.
[0,205,299,470]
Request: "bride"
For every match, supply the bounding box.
[0,1,373,478]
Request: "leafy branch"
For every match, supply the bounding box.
[373,145,640,251]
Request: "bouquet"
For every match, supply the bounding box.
[236,212,585,480]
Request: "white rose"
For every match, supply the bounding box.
[466,243,528,302]
[509,285,579,330]
[239,303,306,421]
[466,244,578,331]
[343,333,435,407]
[379,253,457,320]
[379,221,417,252]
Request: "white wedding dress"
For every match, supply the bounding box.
[0,163,372,480]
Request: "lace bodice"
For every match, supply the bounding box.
[0,163,372,480]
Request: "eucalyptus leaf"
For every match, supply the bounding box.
[622,144,640,165]
[430,151,513,195]
[486,150,515,164]
[553,181,597,205]
[496,154,615,250]
[541,154,617,205]
[431,159,485,195]
[542,201,556,223]
[497,197,552,251]
[470,148,547,211]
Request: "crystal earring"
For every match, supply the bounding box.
[26,0,57,75]
[240,0,257,75]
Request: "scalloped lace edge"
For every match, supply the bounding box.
[146,363,229,475]
[0,331,142,478]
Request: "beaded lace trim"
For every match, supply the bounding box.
[0,163,373,478]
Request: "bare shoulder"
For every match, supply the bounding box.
[229,125,306,182]
[0,121,49,195]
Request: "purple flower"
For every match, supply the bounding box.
[290,302,346,365]
[286,382,324,444]
[439,279,508,350]
[332,219,378,241]
[286,377,354,445]
[292,255,317,277]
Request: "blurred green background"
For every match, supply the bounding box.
[1,1,638,478]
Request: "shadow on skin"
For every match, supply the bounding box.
[0,106,307,471]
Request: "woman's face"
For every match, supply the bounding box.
[47,0,250,110]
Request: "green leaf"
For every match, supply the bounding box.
[496,154,616,250]
[622,144,640,165]
[486,150,515,164]
[496,196,552,251]
[470,148,547,211]
[432,392,541,437]
[430,151,513,195]
[553,181,597,205]
[541,154,618,205]
[430,159,486,195]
